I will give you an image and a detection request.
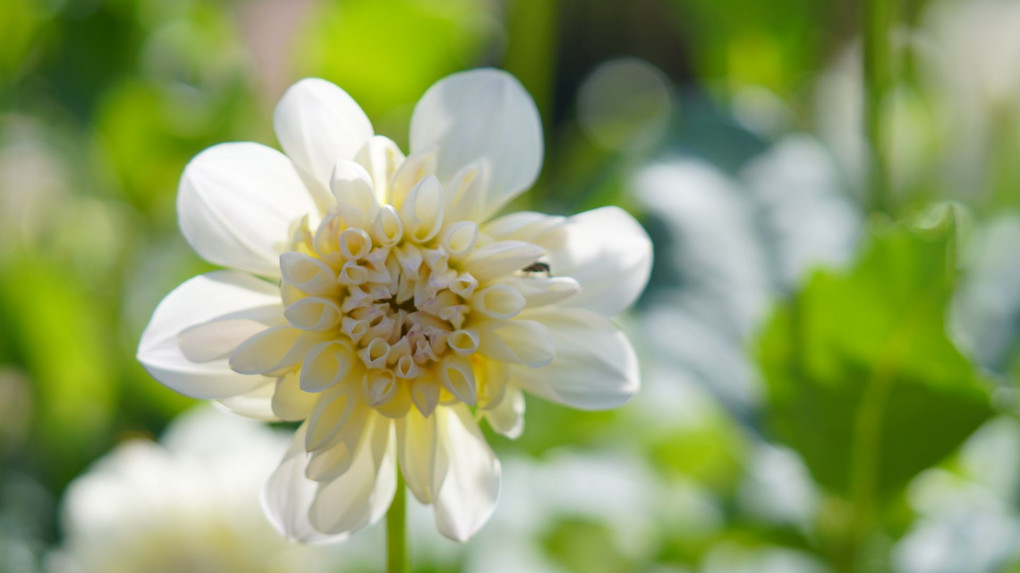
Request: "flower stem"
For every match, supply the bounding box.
[863,0,896,214]
[386,472,409,573]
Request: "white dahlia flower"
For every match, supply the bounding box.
[137,68,652,543]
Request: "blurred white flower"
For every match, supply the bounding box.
[456,449,696,573]
[48,408,336,573]
[702,543,828,573]
[136,69,652,542]
[894,418,1020,573]
[922,0,1020,115]
[951,213,1020,372]
[738,444,817,528]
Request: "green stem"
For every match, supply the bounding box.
[386,473,408,573]
[863,0,896,214]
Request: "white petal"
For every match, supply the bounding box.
[461,240,545,281]
[439,355,477,405]
[536,206,652,316]
[399,175,445,243]
[285,297,342,331]
[137,271,281,400]
[410,69,543,221]
[471,284,526,319]
[229,326,328,376]
[178,318,268,363]
[300,341,357,393]
[214,381,278,420]
[396,408,447,504]
[477,319,554,367]
[484,386,525,439]
[262,424,348,544]
[433,405,501,541]
[496,275,581,308]
[510,307,639,410]
[306,389,365,452]
[274,78,374,209]
[482,211,563,242]
[272,372,317,421]
[388,147,437,210]
[330,160,378,227]
[177,143,318,277]
[354,135,405,204]
[309,414,396,535]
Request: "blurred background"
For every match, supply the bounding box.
[2,0,1020,571]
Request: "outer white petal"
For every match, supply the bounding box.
[539,206,652,316]
[433,405,501,541]
[262,424,348,544]
[510,307,639,410]
[137,271,281,400]
[214,381,278,420]
[177,142,318,277]
[477,319,555,367]
[481,211,564,242]
[272,372,317,421]
[396,408,445,504]
[410,69,543,221]
[309,414,396,536]
[274,78,374,209]
[484,386,525,439]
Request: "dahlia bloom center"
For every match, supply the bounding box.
[227,165,550,420]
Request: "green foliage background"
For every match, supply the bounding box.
[2,0,1019,572]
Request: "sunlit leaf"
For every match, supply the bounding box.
[757,213,993,500]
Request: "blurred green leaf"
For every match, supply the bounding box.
[542,518,634,573]
[646,410,746,493]
[671,0,831,97]
[0,257,117,483]
[757,214,993,500]
[0,0,51,88]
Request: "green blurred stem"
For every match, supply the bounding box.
[845,4,899,569]
[863,0,895,214]
[504,0,558,128]
[386,473,409,573]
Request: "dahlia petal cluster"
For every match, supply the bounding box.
[137,69,652,542]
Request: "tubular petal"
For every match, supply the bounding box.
[300,341,356,392]
[461,241,545,281]
[330,161,378,227]
[399,175,445,243]
[354,135,405,204]
[229,326,325,376]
